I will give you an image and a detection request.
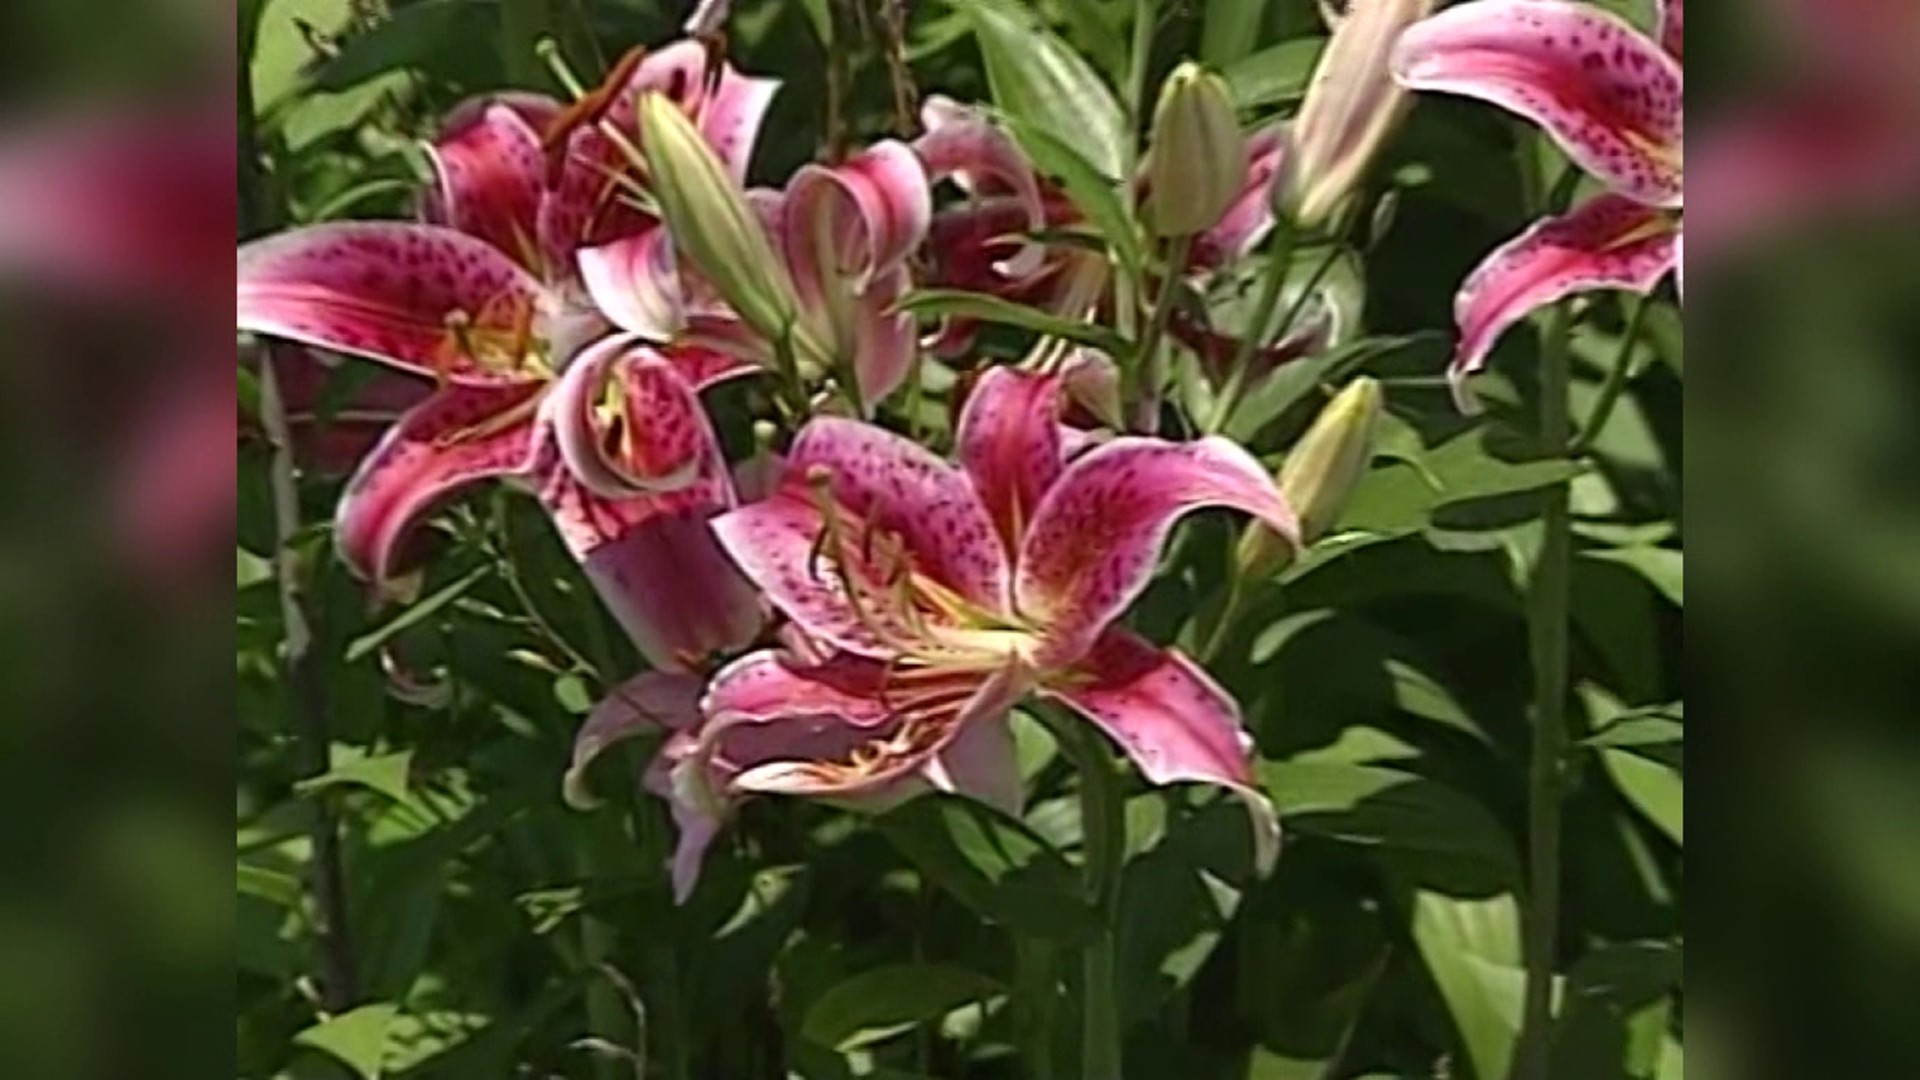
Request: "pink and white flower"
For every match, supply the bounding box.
[649,366,1296,898]
[236,44,777,670]
[1392,0,1684,405]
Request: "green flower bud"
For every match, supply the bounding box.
[1283,0,1432,231]
[1143,63,1247,238]
[637,92,801,344]
[1237,376,1383,577]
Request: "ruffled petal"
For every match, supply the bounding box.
[334,381,544,584]
[238,222,551,382]
[1015,436,1298,665]
[1392,0,1684,207]
[1046,630,1279,871]
[564,671,705,809]
[422,98,552,273]
[956,366,1069,556]
[784,140,932,306]
[1451,193,1679,405]
[710,418,1010,657]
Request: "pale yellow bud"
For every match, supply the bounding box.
[1237,376,1383,576]
[637,92,801,343]
[1143,63,1247,238]
[1284,0,1432,230]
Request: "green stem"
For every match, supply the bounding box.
[1130,233,1192,433]
[1569,294,1651,456]
[1513,302,1575,1080]
[1198,575,1249,666]
[1124,0,1157,138]
[1207,224,1296,435]
[1036,708,1125,1078]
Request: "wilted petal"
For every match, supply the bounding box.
[1452,193,1679,403]
[1392,0,1684,207]
[422,99,552,272]
[334,381,544,584]
[577,227,686,341]
[542,339,708,499]
[785,140,932,305]
[711,418,1010,657]
[1015,436,1299,665]
[564,671,705,809]
[1046,630,1279,871]
[956,366,1068,556]
[238,222,550,381]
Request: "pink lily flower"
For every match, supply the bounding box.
[649,366,1296,899]
[912,97,1320,377]
[579,113,932,413]
[1392,0,1684,405]
[236,43,778,670]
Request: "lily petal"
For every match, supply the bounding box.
[921,698,1026,817]
[1659,0,1683,61]
[238,222,550,382]
[711,418,1011,657]
[535,361,761,672]
[1046,630,1279,871]
[577,226,686,341]
[334,381,544,584]
[1392,0,1684,208]
[916,96,1048,277]
[956,366,1068,556]
[851,263,919,407]
[543,338,708,500]
[1015,436,1299,665]
[564,670,705,810]
[1452,193,1679,404]
[422,99,552,273]
[785,140,932,305]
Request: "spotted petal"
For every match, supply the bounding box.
[956,366,1069,556]
[1451,193,1679,406]
[334,381,544,585]
[1393,0,1684,208]
[1015,436,1299,665]
[1658,0,1683,61]
[542,338,708,500]
[916,96,1048,277]
[1046,631,1279,872]
[422,98,553,272]
[238,222,550,382]
[710,418,1010,658]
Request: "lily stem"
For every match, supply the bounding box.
[1569,294,1652,456]
[1207,221,1296,435]
[1130,233,1192,433]
[1037,706,1126,1078]
[1514,301,1575,1080]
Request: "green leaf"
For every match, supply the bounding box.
[1202,0,1274,68]
[1261,761,1519,884]
[237,547,274,590]
[1406,890,1522,1080]
[296,1002,400,1079]
[1550,941,1682,1079]
[1222,37,1326,110]
[1600,749,1683,846]
[801,964,1002,1052]
[345,565,491,663]
[897,288,1130,353]
[1340,426,1585,535]
[876,795,1088,939]
[958,0,1130,180]
[249,0,354,113]
[296,747,413,804]
[1584,546,1684,606]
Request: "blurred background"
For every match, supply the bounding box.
[0,0,1907,1075]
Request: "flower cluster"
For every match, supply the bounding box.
[234,0,1629,898]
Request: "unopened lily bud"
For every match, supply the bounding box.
[638,92,800,343]
[1237,376,1383,577]
[1143,63,1247,238]
[1283,0,1432,231]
